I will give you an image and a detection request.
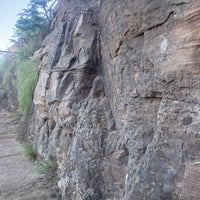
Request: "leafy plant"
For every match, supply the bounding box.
[13,0,57,51]
[23,144,37,160]
[37,161,55,174]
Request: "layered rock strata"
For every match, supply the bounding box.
[33,0,200,199]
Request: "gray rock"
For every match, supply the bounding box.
[32,0,200,199]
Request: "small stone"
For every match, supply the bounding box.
[183,116,192,125]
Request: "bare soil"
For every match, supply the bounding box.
[0,110,57,200]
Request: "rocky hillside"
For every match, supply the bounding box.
[31,0,200,199]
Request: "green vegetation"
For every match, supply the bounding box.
[55,190,62,200]
[0,54,17,94]
[14,0,57,61]
[23,144,37,160]
[53,178,62,200]
[0,56,39,114]
[2,71,12,91]
[0,0,57,115]
[0,57,11,73]
[37,161,55,174]
[37,161,61,199]
[17,59,39,114]
[0,1,60,197]
[14,0,56,45]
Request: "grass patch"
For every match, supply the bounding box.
[17,59,39,115]
[23,144,37,160]
[37,161,61,199]
[37,161,55,174]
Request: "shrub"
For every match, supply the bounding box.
[0,56,11,74]
[0,54,17,92]
[2,71,12,91]
[23,144,37,160]
[17,59,39,115]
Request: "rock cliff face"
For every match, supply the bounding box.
[33,0,200,199]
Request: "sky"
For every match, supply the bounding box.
[0,0,30,50]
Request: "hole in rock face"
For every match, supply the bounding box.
[182,116,192,125]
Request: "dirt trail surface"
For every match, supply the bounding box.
[0,110,56,200]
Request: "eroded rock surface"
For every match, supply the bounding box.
[32,0,200,199]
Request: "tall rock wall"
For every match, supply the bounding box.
[33,0,200,199]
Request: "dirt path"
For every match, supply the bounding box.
[0,110,57,200]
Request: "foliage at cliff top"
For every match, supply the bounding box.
[0,0,57,115]
[14,0,57,60]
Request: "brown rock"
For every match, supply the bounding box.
[31,0,200,199]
